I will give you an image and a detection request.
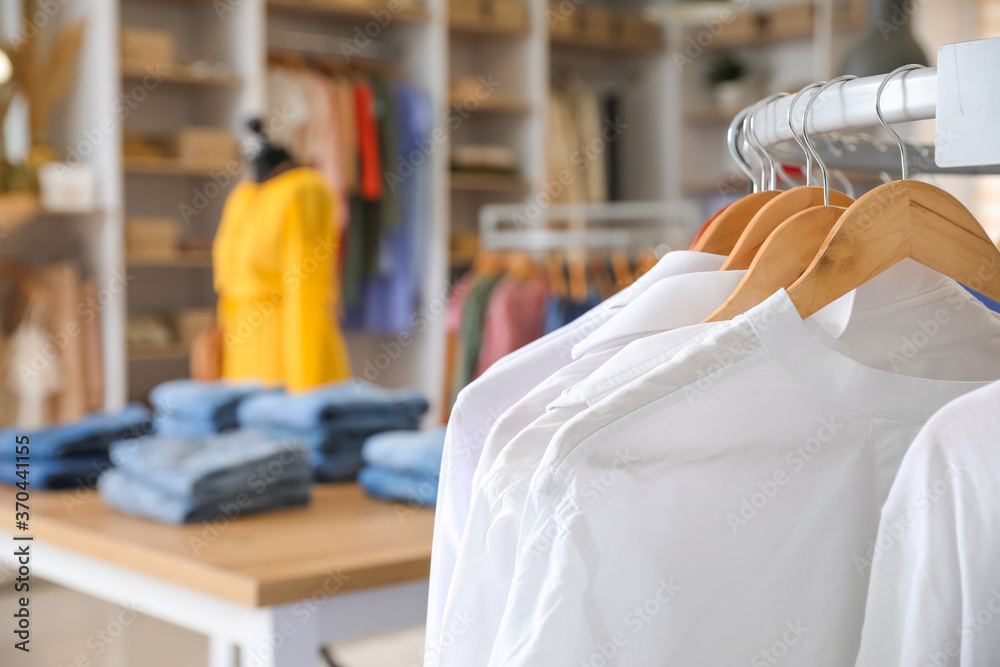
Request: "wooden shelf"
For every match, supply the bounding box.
[124,155,238,177]
[684,107,738,126]
[268,0,430,23]
[682,173,750,194]
[448,94,531,115]
[549,32,662,54]
[700,9,863,52]
[449,15,530,38]
[121,62,242,88]
[127,253,213,268]
[128,343,191,361]
[450,172,531,193]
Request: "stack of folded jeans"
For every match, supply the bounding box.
[238,380,429,483]
[358,428,445,507]
[150,380,268,437]
[99,430,311,524]
[0,404,152,490]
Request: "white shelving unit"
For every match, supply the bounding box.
[36,0,682,418]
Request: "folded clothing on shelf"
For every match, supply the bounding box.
[150,379,269,436]
[358,466,438,507]
[101,430,311,524]
[238,380,429,484]
[0,404,152,490]
[358,428,444,507]
[237,379,428,431]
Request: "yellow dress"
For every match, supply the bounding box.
[213,167,351,392]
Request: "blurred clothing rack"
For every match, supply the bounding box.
[478,201,701,251]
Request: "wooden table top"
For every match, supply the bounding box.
[1,484,434,607]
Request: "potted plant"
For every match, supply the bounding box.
[706,50,750,112]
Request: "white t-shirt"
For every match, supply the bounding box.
[426,251,726,652]
[488,287,1000,666]
[855,379,1000,667]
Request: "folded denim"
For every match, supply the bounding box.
[154,414,232,438]
[358,466,438,507]
[311,449,365,483]
[99,470,311,524]
[237,379,428,431]
[0,404,152,461]
[259,414,421,453]
[362,428,445,476]
[0,457,112,490]
[150,380,269,431]
[110,430,310,503]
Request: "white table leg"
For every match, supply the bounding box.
[210,635,238,667]
[239,603,320,667]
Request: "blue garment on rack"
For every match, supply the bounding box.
[99,470,310,525]
[362,428,445,476]
[150,380,267,434]
[965,285,1000,315]
[0,457,112,490]
[358,466,438,506]
[237,380,428,431]
[0,404,152,462]
[109,430,310,503]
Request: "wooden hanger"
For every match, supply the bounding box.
[720,79,858,270]
[787,180,1000,317]
[546,249,568,299]
[611,247,634,289]
[704,205,846,322]
[690,191,781,255]
[787,65,1000,317]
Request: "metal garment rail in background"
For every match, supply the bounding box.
[478,201,702,251]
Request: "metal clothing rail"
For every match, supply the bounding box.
[478,201,702,251]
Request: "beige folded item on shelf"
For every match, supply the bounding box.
[127,218,180,260]
[121,26,175,67]
[451,144,519,172]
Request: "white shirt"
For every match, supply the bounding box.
[855,379,1000,667]
[489,284,1000,666]
[425,250,727,654]
[433,269,745,667]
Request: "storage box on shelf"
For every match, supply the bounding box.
[547,3,662,52]
[171,127,239,171]
[766,2,814,40]
[450,0,530,35]
[121,26,176,67]
[126,218,180,262]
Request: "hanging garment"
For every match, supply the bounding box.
[425,250,727,654]
[483,284,1000,667]
[451,274,503,403]
[854,379,1000,666]
[476,276,549,377]
[436,261,977,666]
[5,299,61,428]
[213,167,351,392]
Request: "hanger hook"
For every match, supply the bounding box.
[787,82,825,187]
[804,75,857,205]
[748,92,789,191]
[742,112,766,192]
[875,64,925,181]
[728,106,760,192]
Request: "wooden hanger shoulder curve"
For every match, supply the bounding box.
[720,186,854,270]
[690,191,781,255]
[703,205,846,323]
[788,180,1000,318]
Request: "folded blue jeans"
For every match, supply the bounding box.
[99,469,311,524]
[0,457,112,490]
[110,430,310,503]
[154,414,231,438]
[358,466,438,507]
[0,404,152,461]
[150,380,268,431]
[362,429,445,476]
[237,379,428,431]
[311,450,365,483]
[259,414,420,453]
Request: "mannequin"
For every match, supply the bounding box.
[247,118,295,183]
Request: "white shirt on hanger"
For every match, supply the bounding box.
[425,250,727,653]
[855,379,1000,667]
[488,281,1000,666]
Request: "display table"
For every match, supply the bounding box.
[0,484,433,666]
